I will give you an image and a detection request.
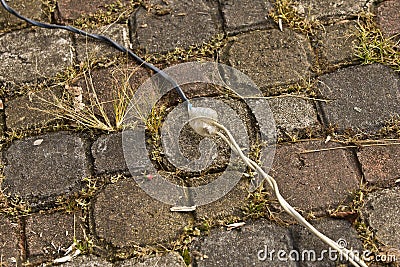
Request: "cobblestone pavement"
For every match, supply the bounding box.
[0,0,399,267]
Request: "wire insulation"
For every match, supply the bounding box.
[0,0,190,104]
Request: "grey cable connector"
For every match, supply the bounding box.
[188,106,218,137]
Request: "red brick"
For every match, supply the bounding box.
[269,141,361,212]
[376,0,400,38]
[357,143,400,186]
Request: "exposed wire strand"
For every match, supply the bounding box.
[0,0,190,104]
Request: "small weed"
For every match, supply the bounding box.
[355,13,400,71]
[243,185,290,226]
[269,0,322,34]
[144,34,228,65]
[34,64,141,131]
[72,1,141,29]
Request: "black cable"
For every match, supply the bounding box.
[0,0,190,104]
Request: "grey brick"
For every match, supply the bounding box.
[317,64,400,132]
[191,219,295,267]
[131,0,222,53]
[0,28,73,83]
[226,29,314,88]
[2,132,90,206]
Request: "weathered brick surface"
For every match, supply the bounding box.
[313,21,359,69]
[220,0,274,34]
[58,255,113,267]
[357,143,400,186]
[2,132,90,206]
[294,0,368,22]
[75,24,131,62]
[92,132,127,174]
[57,0,131,21]
[5,88,62,131]
[92,178,191,247]
[191,219,295,267]
[0,215,21,266]
[375,0,400,38]
[290,218,363,266]
[0,0,42,30]
[26,212,84,260]
[269,141,360,212]
[363,188,400,248]
[0,28,73,83]
[131,0,222,53]
[189,174,249,220]
[226,29,314,88]
[266,96,320,133]
[116,252,186,267]
[317,64,400,132]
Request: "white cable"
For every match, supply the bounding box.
[188,113,368,267]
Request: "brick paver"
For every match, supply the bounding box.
[0,28,73,83]
[313,20,359,69]
[0,215,21,266]
[293,0,369,22]
[131,0,222,53]
[357,143,400,186]
[225,29,314,88]
[57,0,131,21]
[26,212,84,261]
[2,132,90,206]
[290,218,363,267]
[269,141,361,212]
[363,188,400,248]
[191,219,295,267]
[116,252,186,267]
[92,178,191,247]
[0,0,42,30]
[316,64,400,132]
[58,255,113,267]
[220,0,274,35]
[375,0,400,38]
[267,96,320,134]
[74,24,131,62]
[5,88,62,131]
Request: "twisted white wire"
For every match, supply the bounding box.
[194,117,368,267]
